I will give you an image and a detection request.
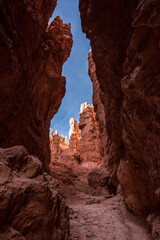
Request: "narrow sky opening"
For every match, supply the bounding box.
[49,0,92,140]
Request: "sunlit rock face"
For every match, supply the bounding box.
[50,131,63,162]
[0,0,73,172]
[0,146,69,240]
[50,104,102,175]
[80,0,160,221]
[69,118,80,155]
[79,103,103,168]
[50,118,80,165]
[50,105,103,187]
[50,122,80,184]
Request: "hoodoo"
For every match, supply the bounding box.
[50,103,102,171]
[79,103,102,168]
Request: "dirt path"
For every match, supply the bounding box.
[54,163,152,240]
[64,188,152,240]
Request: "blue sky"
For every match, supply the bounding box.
[50,0,92,139]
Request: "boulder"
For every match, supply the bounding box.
[0,146,69,240]
[88,168,109,188]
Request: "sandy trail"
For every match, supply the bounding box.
[54,163,152,240]
[62,184,152,240]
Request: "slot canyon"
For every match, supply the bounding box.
[0,0,160,240]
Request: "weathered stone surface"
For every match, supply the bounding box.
[50,105,103,188]
[50,119,80,166]
[88,168,109,188]
[0,0,73,172]
[50,106,102,170]
[79,103,102,168]
[50,160,77,185]
[69,118,80,155]
[50,131,66,162]
[50,125,80,183]
[118,0,160,216]
[147,213,160,240]
[0,146,69,240]
[79,0,160,218]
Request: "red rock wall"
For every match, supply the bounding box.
[80,0,160,217]
[0,0,73,172]
[0,146,69,240]
[79,103,103,168]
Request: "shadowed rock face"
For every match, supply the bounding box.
[80,0,137,187]
[0,0,73,172]
[80,0,160,219]
[0,146,69,240]
[88,50,108,169]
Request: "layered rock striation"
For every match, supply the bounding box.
[79,103,102,168]
[50,131,65,162]
[69,118,80,155]
[79,0,160,224]
[0,0,73,172]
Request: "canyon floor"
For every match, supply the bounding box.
[55,167,152,240]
